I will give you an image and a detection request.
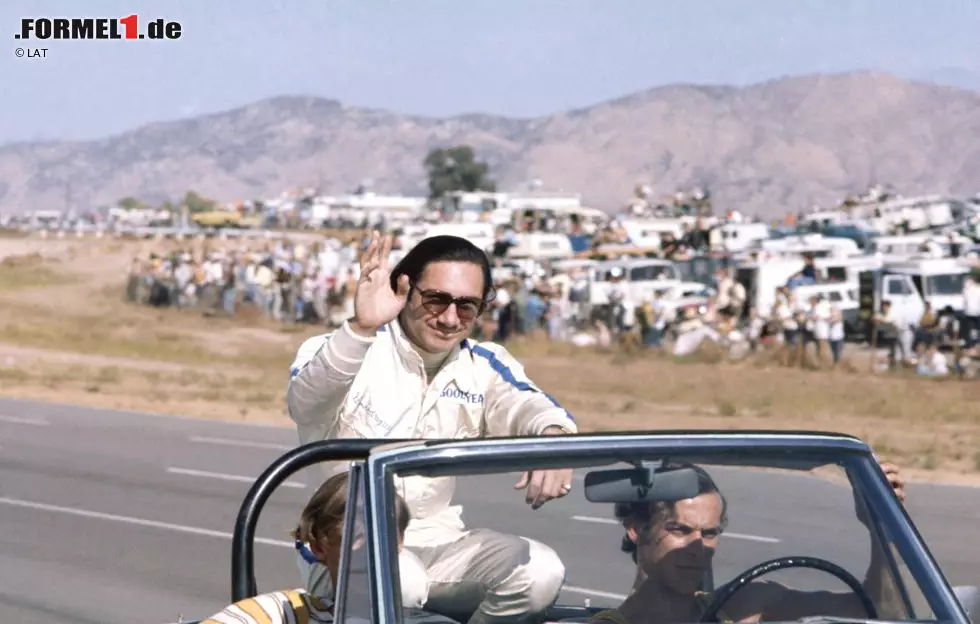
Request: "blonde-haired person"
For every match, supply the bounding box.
[294,473,429,612]
[201,472,424,624]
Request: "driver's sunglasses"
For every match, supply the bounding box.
[414,287,484,320]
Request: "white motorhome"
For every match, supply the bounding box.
[715,222,771,252]
[588,259,682,306]
[734,259,805,317]
[798,210,851,232]
[400,222,497,254]
[733,255,873,318]
[848,195,954,233]
[855,257,972,339]
[755,234,861,260]
[868,233,974,260]
[505,232,573,260]
[440,191,507,223]
[617,218,685,248]
[884,258,971,313]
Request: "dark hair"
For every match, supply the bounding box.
[389,235,495,303]
[614,463,728,562]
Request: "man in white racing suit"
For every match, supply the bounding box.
[287,232,577,624]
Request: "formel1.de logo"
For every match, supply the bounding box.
[16,15,182,40]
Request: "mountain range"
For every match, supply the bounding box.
[2,70,980,219]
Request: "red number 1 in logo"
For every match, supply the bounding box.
[120,14,138,39]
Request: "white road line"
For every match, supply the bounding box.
[570,516,780,543]
[0,397,292,430]
[189,436,293,451]
[167,467,306,489]
[716,532,780,544]
[0,414,50,426]
[0,496,627,602]
[0,496,293,548]
[562,585,627,601]
[571,515,619,525]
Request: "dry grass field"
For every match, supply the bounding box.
[1,235,978,484]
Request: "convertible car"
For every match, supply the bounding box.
[174,431,979,623]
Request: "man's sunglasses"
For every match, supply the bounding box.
[414,287,484,320]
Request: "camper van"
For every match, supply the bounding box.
[868,233,974,260]
[588,259,682,306]
[734,258,865,336]
[400,222,497,254]
[715,222,772,252]
[855,257,972,340]
[849,195,955,233]
[618,218,685,247]
[756,234,861,260]
[798,210,850,232]
[505,232,573,260]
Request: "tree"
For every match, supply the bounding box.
[423,145,496,200]
[182,190,217,213]
[117,196,142,210]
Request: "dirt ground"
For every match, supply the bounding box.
[1,235,979,485]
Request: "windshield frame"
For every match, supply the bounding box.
[364,433,968,624]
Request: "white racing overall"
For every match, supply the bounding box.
[287,320,576,623]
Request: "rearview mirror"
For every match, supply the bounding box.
[954,586,980,623]
[584,463,701,503]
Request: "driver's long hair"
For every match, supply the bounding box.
[614,463,729,562]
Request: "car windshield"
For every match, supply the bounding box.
[925,273,966,296]
[362,446,955,624]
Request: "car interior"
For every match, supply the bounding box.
[214,440,979,624]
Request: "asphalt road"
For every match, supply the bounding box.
[0,397,978,624]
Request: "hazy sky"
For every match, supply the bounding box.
[2,0,979,145]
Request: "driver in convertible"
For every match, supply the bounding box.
[591,461,907,624]
[287,233,576,624]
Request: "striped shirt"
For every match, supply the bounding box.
[201,588,333,624]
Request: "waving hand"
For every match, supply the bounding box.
[351,231,410,335]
